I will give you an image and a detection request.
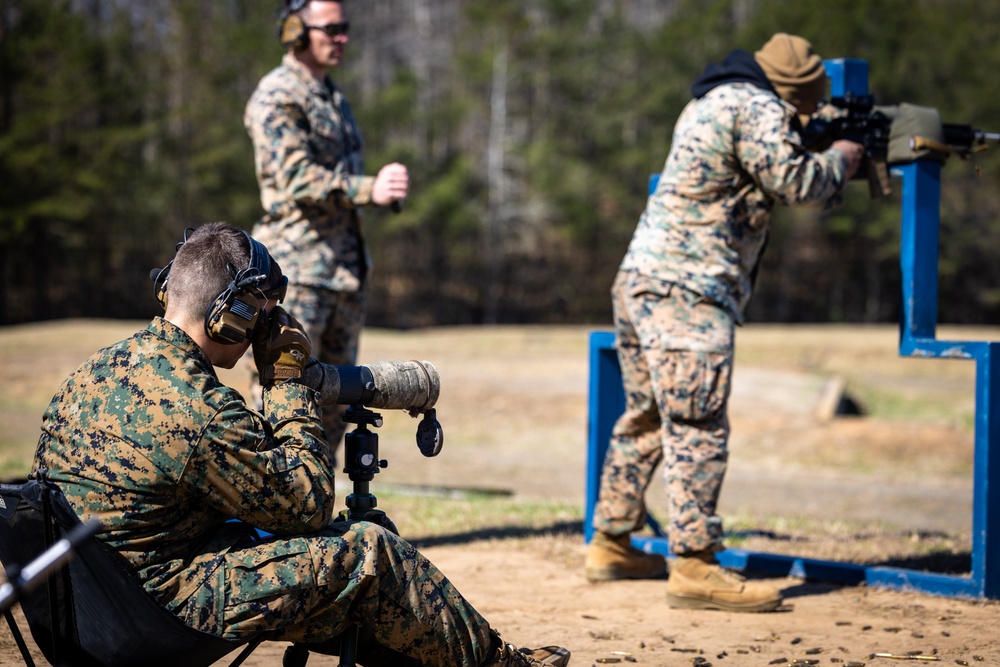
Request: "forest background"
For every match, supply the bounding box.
[2,0,1000,329]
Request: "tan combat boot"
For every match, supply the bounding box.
[585,531,668,582]
[666,549,782,612]
[482,631,571,667]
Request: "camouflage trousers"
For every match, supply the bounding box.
[172,520,493,666]
[592,270,734,554]
[247,281,369,456]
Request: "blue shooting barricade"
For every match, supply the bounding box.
[584,59,1000,599]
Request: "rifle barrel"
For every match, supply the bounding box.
[943,123,1000,147]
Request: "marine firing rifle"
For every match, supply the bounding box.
[802,93,1000,198]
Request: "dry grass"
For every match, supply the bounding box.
[0,320,992,568]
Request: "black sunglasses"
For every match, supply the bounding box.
[305,22,350,38]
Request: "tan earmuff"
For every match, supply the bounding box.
[152,263,172,310]
[203,233,275,345]
[279,14,308,50]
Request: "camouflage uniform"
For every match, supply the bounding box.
[592,77,850,554]
[244,53,374,450]
[33,318,493,665]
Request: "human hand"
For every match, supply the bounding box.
[372,162,409,206]
[252,307,312,386]
[831,140,865,180]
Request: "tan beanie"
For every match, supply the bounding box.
[754,33,827,109]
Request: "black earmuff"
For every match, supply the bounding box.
[150,228,283,345]
[278,0,310,50]
[151,262,172,310]
[204,233,275,345]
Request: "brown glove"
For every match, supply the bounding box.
[252,306,312,386]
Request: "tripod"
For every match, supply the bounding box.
[283,404,440,667]
[337,404,400,667]
[338,405,400,532]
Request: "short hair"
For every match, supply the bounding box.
[166,222,250,321]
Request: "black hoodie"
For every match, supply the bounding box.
[690,49,777,100]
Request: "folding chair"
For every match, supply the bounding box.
[0,478,267,667]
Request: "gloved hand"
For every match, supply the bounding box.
[252,306,312,386]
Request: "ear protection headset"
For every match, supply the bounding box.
[151,228,287,345]
[278,0,311,50]
[150,228,191,311]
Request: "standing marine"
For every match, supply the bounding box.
[244,0,409,456]
[585,33,864,612]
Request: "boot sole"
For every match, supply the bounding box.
[667,592,782,613]
[586,565,668,582]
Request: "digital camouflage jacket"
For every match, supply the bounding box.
[245,54,373,292]
[619,81,849,323]
[33,318,335,609]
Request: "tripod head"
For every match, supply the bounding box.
[339,403,443,526]
[342,405,385,481]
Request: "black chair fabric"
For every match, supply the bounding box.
[0,479,254,667]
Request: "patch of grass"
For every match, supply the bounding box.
[0,407,43,481]
[723,511,971,573]
[371,486,584,547]
[0,457,32,481]
[334,489,972,576]
[0,434,41,482]
[849,382,975,429]
[736,323,981,428]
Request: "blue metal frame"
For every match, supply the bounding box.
[891,158,1000,599]
[584,59,999,599]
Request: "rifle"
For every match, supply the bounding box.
[801,93,1000,198]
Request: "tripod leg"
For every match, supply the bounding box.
[338,625,360,667]
[283,643,311,667]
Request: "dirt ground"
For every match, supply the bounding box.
[1,322,998,666]
[4,541,998,667]
[241,541,1000,667]
[6,538,998,667]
